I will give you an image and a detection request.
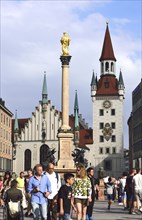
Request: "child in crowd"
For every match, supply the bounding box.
[106,177,114,210]
[58,173,76,220]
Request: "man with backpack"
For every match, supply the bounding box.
[5,179,23,220]
[46,163,61,220]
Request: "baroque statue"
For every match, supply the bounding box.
[60,32,70,56]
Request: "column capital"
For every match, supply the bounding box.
[60,55,72,65]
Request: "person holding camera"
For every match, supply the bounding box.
[28,164,51,220]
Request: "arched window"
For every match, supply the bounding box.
[40,144,49,165]
[105,62,109,72]
[24,149,31,171]
[111,62,114,72]
[101,63,104,73]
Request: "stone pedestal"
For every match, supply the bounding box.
[57,132,74,169]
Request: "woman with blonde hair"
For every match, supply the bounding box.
[72,164,91,220]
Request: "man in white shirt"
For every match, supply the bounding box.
[46,163,61,220]
[133,168,142,211]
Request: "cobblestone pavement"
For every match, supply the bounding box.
[0,200,142,220]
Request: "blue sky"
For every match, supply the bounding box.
[1,0,142,148]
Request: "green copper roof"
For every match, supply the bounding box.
[75,108,79,131]
[14,110,19,131]
[74,90,79,113]
[91,71,97,86]
[119,70,124,86]
[42,74,48,95]
[42,74,48,104]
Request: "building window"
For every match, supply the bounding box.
[104,160,112,171]
[101,63,104,73]
[100,136,104,142]
[99,147,103,154]
[40,144,49,165]
[100,123,104,129]
[104,81,109,88]
[111,135,116,142]
[106,147,110,154]
[112,147,116,154]
[99,109,104,116]
[111,122,116,129]
[111,62,114,72]
[105,62,109,72]
[24,149,31,171]
[111,109,115,116]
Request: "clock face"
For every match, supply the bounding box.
[103,100,111,109]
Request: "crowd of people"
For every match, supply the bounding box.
[0,164,142,220]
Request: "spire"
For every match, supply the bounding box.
[118,69,124,86]
[14,110,19,132]
[99,23,116,61]
[74,90,79,114]
[42,73,48,104]
[91,70,97,86]
[75,108,79,131]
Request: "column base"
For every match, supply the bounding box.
[57,132,75,169]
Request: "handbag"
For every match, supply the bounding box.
[8,200,21,217]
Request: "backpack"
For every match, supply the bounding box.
[8,200,21,217]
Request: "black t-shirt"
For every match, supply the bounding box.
[58,184,72,214]
[126,176,133,193]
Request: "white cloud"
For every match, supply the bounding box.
[1,0,141,148]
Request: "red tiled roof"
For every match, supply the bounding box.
[79,129,93,147]
[96,74,118,96]
[99,24,116,61]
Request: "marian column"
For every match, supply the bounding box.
[57,32,74,169]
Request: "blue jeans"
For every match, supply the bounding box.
[31,202,47,220]
[86,214,93,220]
[63,213,70,220]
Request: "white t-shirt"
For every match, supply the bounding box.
[133,173,142,191]
[46,172,61,199]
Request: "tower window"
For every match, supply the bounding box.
[111,122,116,129]
[105,62,109,72]
[99,109,104,116]
[111,109,115,116]
[100,136,104,142]
[106,147,110,154]
[100,123,104,129]
[104,81,109,88]
[111,62,114,72]
[111,135,116,142]
[99,147,103,154]
[101,63,104,73]
[112,147,116,154]
[104,160,112,171]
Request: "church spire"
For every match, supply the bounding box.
[118,69,124,87]
[74,90,79,114]
[100,23,116,75]
[14,110,19,132]
[42,73,48,104]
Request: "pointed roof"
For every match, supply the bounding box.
[14,110,19,131]
[74,90,79,113]
[99,23,116,61]
[91,71,97,86]
[119,70,124,86]
[42,74,48,95]
[75,109,79,131]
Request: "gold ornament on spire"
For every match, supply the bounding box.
[60,32,70,56]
